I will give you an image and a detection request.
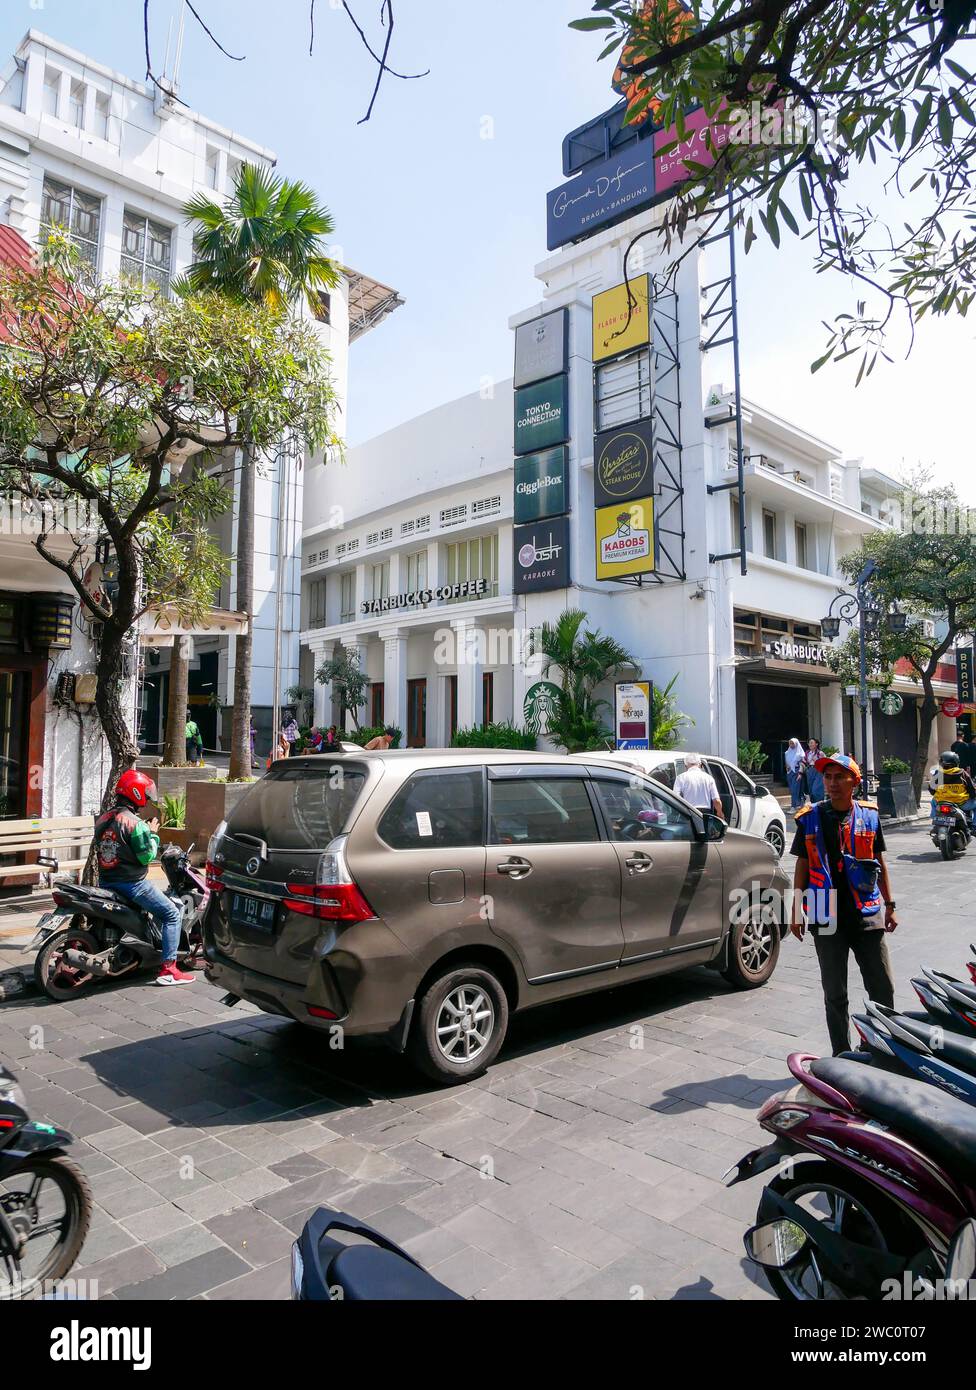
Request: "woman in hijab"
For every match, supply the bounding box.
[785,737,806,808]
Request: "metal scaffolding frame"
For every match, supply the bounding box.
[702,192,748,577]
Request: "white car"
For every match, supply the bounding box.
[569,749,789,857]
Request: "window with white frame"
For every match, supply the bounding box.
[340,572,356,625]
[762,509,777,560]
[795,522,811,570]
[121,210,173,296]
[95,90,111,140]
[445,535,499,601]
[69,79,85,129]
[42,67,59,117]
[307,578,328,629]
[405,550,428,593]
[41,177,101,272]
[371,562,389,604]
[206,147,220,190]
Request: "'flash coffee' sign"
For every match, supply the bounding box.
[514,447,568,525]
[514,516,570,594]
[594,421,654,508]
[361,580,488,616]
[514,375,569,455]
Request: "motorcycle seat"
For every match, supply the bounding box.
[812,1057,976,1187]
[327,1245,463,1301]
[879,1011,976,1075]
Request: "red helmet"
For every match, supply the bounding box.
[115,769,157,807]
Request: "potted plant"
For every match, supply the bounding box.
[158,792,194,853]
[877,756,916,818]
[737,738,772,785]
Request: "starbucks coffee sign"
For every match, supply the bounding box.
[763,640,829,666]
[361,580,489,616]
[594,420,654,508]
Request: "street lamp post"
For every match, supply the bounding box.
[821,560,909,799]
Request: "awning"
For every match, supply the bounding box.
[139,605,248,647]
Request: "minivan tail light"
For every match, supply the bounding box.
[283,835,375,924]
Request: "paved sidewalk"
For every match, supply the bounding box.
[0,820,971,1301]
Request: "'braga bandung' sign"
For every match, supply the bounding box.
[514,375,569,455]
[514,516,570,594]
[361,580,488,616]
[514,446,568,525]
[547,142,656,252]
[594,420,654,509]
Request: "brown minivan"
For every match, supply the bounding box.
[202,750,790,1084]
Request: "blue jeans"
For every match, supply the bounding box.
[787,769,805,808]
[108,877,183,962]
[806,769,825,802]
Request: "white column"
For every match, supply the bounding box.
[57,71,71,122]
[311,639,336,726]
[453,618,484,732]
[820,684,844,754]
[381,628,409,736]
[427,672,447,749]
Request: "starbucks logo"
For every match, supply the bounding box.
[523,681,563,735]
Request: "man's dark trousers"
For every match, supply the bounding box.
[813,922,895,1055]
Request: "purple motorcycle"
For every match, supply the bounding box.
[726,1052,976,1300]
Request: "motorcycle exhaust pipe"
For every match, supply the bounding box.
[62,948,118,979]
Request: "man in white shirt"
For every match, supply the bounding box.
[673,754,725,820]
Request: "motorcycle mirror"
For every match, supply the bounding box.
[744,1219,808,1269]
[945,1219,976,1285]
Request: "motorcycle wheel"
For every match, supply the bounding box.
[758,1161,924,1302]
[0,1154,92,1298]
[33,926,100,1001]
[939,835,953,861]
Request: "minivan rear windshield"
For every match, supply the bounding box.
[226,762,368,851]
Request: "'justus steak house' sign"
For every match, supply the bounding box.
[594,420,654,508]
[361,580,489,616]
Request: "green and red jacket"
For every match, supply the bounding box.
[94,807,159,885]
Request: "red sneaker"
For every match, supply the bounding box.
[155,961,195,986]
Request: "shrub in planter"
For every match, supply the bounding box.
[344,726,403,749]
[452,723,537,751]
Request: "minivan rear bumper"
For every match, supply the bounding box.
[204,921,416,1046]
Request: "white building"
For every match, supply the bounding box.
[0,29,399,824]
[299,169,958,777]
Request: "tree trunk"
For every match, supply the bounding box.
[229,443,256,780]
[162,637,189,765]
[86,614,139,883]
[912,679,939,805]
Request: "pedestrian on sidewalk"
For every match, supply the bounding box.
[281,709,300,756]
[785,737,806,808]
[673,753,725,820]
[185,709,203,766]
[804,738,825,802]
[789,753,897,1055]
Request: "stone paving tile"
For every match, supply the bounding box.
[115,1248,251,1300]
[205,1208,295,1268]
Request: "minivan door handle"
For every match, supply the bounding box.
[497,857,532,879]
[625,853,654,875]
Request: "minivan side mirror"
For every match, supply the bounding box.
[701,814,726,842]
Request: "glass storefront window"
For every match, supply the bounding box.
[0,671,28,820]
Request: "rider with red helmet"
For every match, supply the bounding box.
[93,769,194,986]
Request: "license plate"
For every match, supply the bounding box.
[936,815,958,827]
[230,893,277,933]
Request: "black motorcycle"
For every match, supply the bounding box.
[0,1064,91,1298]
[292,1208,463,1301]
[930,798,973,860]
[30,842,208,1001]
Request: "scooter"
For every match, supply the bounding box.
[30,842,208,1001]
[851,1000,976,1105]
[725,1052,976,1300]
[968,943,976,989]
[0,1064,91,1299]
[910,969,976,1036]
[291,1208,463,1301]
[930,798,973,860]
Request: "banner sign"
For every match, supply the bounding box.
[593,420,654,508]
[653,105,735,200]
[514,375,569,455]
[957,646,975,706]
[514,516,570,594]
[514,309,568,388]
[547,143,657,252]
[595,498,655,581]
[615,681,652,750]
[592,275,651,363]
[514,446,568,525]
[942,698,963,719]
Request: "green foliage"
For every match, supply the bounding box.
[737,738,769,774]
[882,757,912,775]
[315,648,370,730]
[286,685,315,725]
[451,723,538,750]
[159,792,186,830]
[537,608,640,753]
[652,674,694,750]
[572,1,976,377]
[344,726,403,748]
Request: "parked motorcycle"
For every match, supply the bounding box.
[292,1208,463,1301]
[911,969,976,1036]
[851,1000,976,1105]
[30,842,208,1001]
[968,943,976,989]
[0,1064,91,1299]
[726,1052,976,1300]
[930,797,973,860]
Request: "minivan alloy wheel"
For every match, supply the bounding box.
[740,919,773,974]
[436,985,495,1063]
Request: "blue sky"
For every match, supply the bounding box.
[5,0,973,498]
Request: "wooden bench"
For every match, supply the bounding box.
[0,815,93,884]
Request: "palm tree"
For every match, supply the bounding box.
[537,609,640,753]
[180,164,340,779]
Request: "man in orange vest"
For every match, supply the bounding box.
[789,753,898,1055]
